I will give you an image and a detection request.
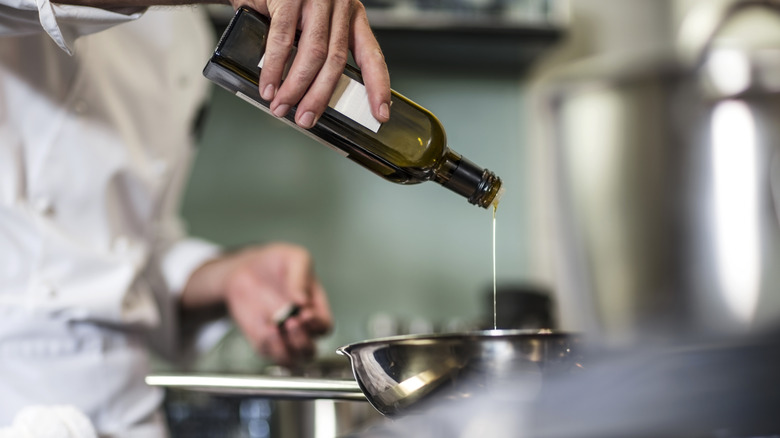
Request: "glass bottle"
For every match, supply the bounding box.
[203,7,504,208]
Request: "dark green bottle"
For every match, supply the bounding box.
[203,7,504,208]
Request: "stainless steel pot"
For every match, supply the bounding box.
[147,330,583,417]
[337,329,582,416]
[543,0,780,346]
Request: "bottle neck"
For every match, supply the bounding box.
[434,150,503,208]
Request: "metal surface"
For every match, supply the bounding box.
[146,331,581,417]
[145,374,366,401]
[544,0,780,346]
[337,333,780,438]
[337,329,582,416]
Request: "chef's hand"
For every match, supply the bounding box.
[227,0,391,129]
[181,243,333,367]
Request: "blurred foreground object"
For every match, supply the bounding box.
[543,0,780,347]
[0,406,97,438]
[350,329,780,437]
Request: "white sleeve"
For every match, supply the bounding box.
[0,0,144,54]
[158,235,222,298]
[146,218,231,363]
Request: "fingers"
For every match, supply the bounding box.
[225,275,296,365]
[262,301,323,366]
[223,244,333,367]
[279,317,316,358]
[271,246,332,337]
[272,267,332,363]
[260,0,302,102]
[349,2,391,122]
[230,287,314,367]
[261,0,391,128]
[256,324,312,367]
[272,0,336,127]
[278,246,313,306]
[286,0,351,128]
[300,275,333,335]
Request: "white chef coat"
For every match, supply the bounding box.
[0,2,221,436]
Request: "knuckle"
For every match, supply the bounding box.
[289,68,313,89]
[350,0,364,15]
[307,44,329,66]
[268,20,296,51]
[309,20,330,43]
[269,33,295,53]
[274,242,310,264]
[369,47,386,65]
[298,247,313,263]
[328,48,349,68]
[290,249,311,268]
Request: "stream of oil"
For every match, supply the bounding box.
[492,203,497,330]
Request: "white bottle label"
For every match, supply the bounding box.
[259,55,381,133]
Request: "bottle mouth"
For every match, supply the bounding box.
[468,170,503,209]
[440,156,503,209]
[491,186,507,208]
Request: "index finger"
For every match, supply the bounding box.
[281,247,314,306]
[298,276,333,335]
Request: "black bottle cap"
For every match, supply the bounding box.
[443,157,503,208]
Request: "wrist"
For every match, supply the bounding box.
[180,251,242,308]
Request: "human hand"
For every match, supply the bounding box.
[183,243,333,367]
[227,0,391,129]
[226,243,333,366]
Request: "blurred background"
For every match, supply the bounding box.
[183,0,567,371]
[178,0,694,371]
[158,0,780,436]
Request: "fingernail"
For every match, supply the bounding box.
[379,102,390,120]
[298,111,316,129]
[272,104,290,118]
[261,84,275,101]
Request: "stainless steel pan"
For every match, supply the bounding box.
[147,329,583,416]
[337,329,582,415]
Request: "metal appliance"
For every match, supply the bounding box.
[544,0,780,346]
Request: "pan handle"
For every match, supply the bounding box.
[145,374,366,402]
